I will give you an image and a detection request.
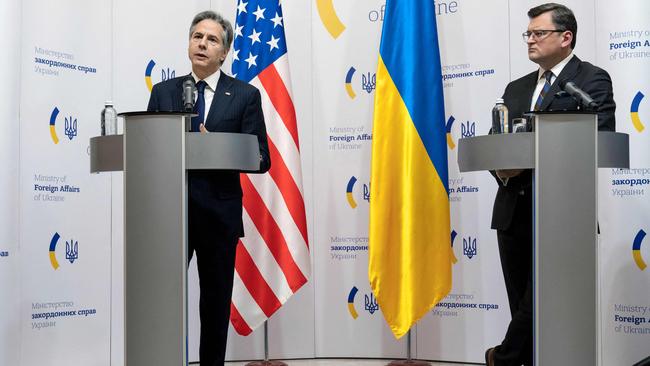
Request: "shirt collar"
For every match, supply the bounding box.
[538,52,574,80]
[191,69,220,91]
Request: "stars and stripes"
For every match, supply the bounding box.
[230,0,310,336]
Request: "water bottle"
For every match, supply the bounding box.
[101,101,117,136]
[491,98,509,134]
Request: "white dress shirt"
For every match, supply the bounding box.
[529,53,574,111]
[191,69,221,124]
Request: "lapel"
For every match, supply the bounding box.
[173,75,189,112]
[205,72,234,129]
[539,55,581,111]
[521,72,538,113]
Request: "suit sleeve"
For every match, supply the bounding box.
[242,88,271,173]
[487,83,533,192]
[583,68,616,131]
[147,84,160,112]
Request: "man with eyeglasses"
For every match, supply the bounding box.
[486,3,615,366]
[147,10,270,366]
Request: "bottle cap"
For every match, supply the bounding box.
[496,98,504,104]
[105,101,113,106]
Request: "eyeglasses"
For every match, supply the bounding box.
[522,29,565,42]
[191,32,222,48]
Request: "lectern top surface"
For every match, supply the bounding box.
[523,110,596,115]
[117,111,198,117]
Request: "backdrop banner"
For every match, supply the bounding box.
[3,1,649,365]
[595,1,650,365]
[0,3,21,365]
[18,1,112,365]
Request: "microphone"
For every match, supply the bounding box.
[182,78,195,112]
[559,80,599,110]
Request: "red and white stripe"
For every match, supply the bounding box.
[230,54,310,335]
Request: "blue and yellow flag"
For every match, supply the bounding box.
[368,0,451,338]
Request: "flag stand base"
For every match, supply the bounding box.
[386,360,430,366]
[245,361,288,366]
[245,322,288,366]
[385,330,430,365]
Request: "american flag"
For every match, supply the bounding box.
[230,0,310,335]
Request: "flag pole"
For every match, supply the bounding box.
[386,330,430,366]
[245,321,287,366]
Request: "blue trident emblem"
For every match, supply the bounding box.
[364,293,379,314]
[463,237,477,259]
[161,67,175,81]
[362,72,376,94]
[64,116,77,140]
[363,183,370,202]
[66,239,79,264]
[461,121,476,138]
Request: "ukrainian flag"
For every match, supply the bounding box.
[368,0,451,338]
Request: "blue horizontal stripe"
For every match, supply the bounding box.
[379,1,448,192]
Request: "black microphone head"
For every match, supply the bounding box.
[182,78,195,89]
[558,80,599,110]
[182,78,196,112]
[558,78,569,90]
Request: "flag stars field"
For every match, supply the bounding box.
[245,52,257,68]
[253,6,266,21]
[237,1,248,14]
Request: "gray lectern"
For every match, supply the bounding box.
[90,112,260,366]
[458,112,629,365]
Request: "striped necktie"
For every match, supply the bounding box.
[191,80,207,132]
[534,70,553,111]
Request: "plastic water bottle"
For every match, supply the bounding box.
[101,101,117,136]
[491,98,509,134]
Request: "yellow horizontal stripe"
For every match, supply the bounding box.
[369,57,451,338]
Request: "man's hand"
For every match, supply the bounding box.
[496,169,523,179]
[199,123,209,133]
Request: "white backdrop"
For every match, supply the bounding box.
[17,1,112,365]
[1,0,648,365]
[0,0,21,365]
[595,1,650,365]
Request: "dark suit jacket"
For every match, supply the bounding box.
[147,72,270,238]
[491,55,616,230]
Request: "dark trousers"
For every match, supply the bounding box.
[494,195,533,366]
[188,197,239,366]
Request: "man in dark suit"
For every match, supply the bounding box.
[147,10,270,366]
[486,3,615,366]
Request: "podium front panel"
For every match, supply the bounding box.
[534,113,597,366]
[124,114,188,366]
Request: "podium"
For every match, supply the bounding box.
[90,112,260,366]
[457,112,629,365]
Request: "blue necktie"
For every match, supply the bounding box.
[534,70,553,111]
[191,80,207,132]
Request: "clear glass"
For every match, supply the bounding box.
[491,100,509,134]
[512,118,528,133]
